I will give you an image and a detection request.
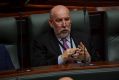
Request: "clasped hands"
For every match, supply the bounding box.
[61,42,91,64]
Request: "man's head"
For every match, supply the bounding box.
[49,5,71,38]
[58,77,74,80]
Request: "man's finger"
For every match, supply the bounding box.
[80,42,85,48]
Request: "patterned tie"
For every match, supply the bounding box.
[62,38,69,50]
[61,38,75,63]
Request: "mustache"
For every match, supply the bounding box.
[60,29,69,32]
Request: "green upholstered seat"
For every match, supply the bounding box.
[104,10,119,62]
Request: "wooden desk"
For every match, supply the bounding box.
[0,61,119,79]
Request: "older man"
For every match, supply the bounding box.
[31,5,99,67]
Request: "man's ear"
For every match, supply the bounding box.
[48,19,53,28]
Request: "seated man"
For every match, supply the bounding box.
[31,5,100,67]
[0,44,14,71]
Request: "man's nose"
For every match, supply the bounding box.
[62,20,66,27]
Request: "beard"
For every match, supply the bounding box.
[58,29,70,38]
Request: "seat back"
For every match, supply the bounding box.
[0,17,20,70]
[28,10,90,39]
[104,10,119,62]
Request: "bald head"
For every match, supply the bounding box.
[50,5,70,19]
[49,5,71,38]
[58,77,74,80]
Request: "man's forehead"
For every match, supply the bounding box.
[51,10,70,19]
[51,5,69,16]
[51,15,70,20]
[51,5,68,12]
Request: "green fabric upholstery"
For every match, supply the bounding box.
[28,10,90,39]
[0,17,20,70]
[28,13,50,38]
[104,10,119,62]
[71,11,90,34]
[0,17,17,44]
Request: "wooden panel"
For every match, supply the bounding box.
[0,61,119,78]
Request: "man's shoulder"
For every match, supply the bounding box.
[71,30,90,38]
[34,30,55,42]
[71,30,84,37]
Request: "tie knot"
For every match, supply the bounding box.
[61,38,67,42]
[61,38,69,50]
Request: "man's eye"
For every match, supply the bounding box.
[56,19,62,22]
[65,18,70,21]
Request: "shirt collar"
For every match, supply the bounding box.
[58,34,70,42]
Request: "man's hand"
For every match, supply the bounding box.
[61,48,79,63]
[73,42,91,62]
[61,42,91,64]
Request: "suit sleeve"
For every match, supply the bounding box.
[31,39,48,67]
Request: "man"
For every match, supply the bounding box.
[31,5,99,67]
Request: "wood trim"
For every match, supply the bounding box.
[28,1,119,7]
[0,61,119,78]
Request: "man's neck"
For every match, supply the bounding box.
[57,34,70,41]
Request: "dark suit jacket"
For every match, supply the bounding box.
[31,29,101,67]
[0,45,14,71]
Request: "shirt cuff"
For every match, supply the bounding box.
[58,55,64,64]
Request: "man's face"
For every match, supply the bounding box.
[49,10,71,38]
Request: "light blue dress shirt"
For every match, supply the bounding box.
[57,35,76,64]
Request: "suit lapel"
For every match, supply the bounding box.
[48,30,81,56]
[71,32,81,48]
[49,31,62,56]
